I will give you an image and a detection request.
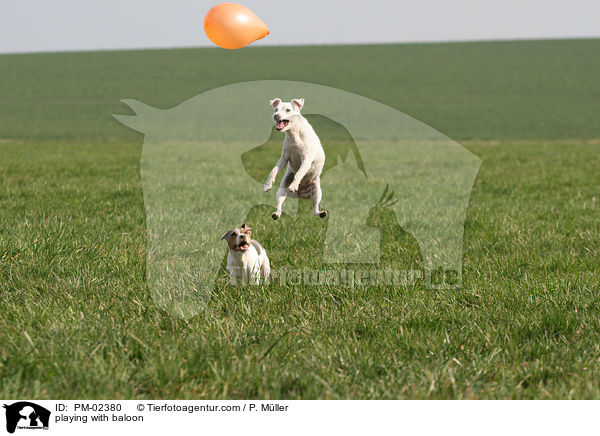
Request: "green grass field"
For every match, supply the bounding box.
[1,39,599,399]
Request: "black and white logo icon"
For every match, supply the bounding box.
[3,402,50,434]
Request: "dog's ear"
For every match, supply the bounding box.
[240,224,252,236]
[292,98,304,111]
[220,230,234,241]
[270,98,281,108]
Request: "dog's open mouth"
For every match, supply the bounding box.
[235,241,250,251]
[275,120,289,131]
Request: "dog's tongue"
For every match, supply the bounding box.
[276,121,286,130]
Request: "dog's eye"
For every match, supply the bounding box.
[286,108,291,112]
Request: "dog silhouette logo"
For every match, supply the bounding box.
[3,402,50,434]
[114,80,481,317]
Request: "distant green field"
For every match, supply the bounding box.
[1,39,600,141]
[1,40,599,399]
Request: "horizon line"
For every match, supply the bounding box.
[1,35,599,56]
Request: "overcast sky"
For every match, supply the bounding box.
[1,0,599,53]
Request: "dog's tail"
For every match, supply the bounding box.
[298,182,314,199]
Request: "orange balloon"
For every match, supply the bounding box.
[204,3,270,49]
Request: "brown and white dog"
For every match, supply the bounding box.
[221,224,270,285]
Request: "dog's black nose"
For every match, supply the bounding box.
[274,114,280,122]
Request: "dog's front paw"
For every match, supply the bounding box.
[263,183,273,192]
[288,182,299,193]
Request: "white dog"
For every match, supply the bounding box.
[263,98,327,220]
[221,224,270,285]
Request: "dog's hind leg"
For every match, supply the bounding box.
[260,256,270,283]
[311,178,328,218]
[273,188,288,220]
[272,167,295,220]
